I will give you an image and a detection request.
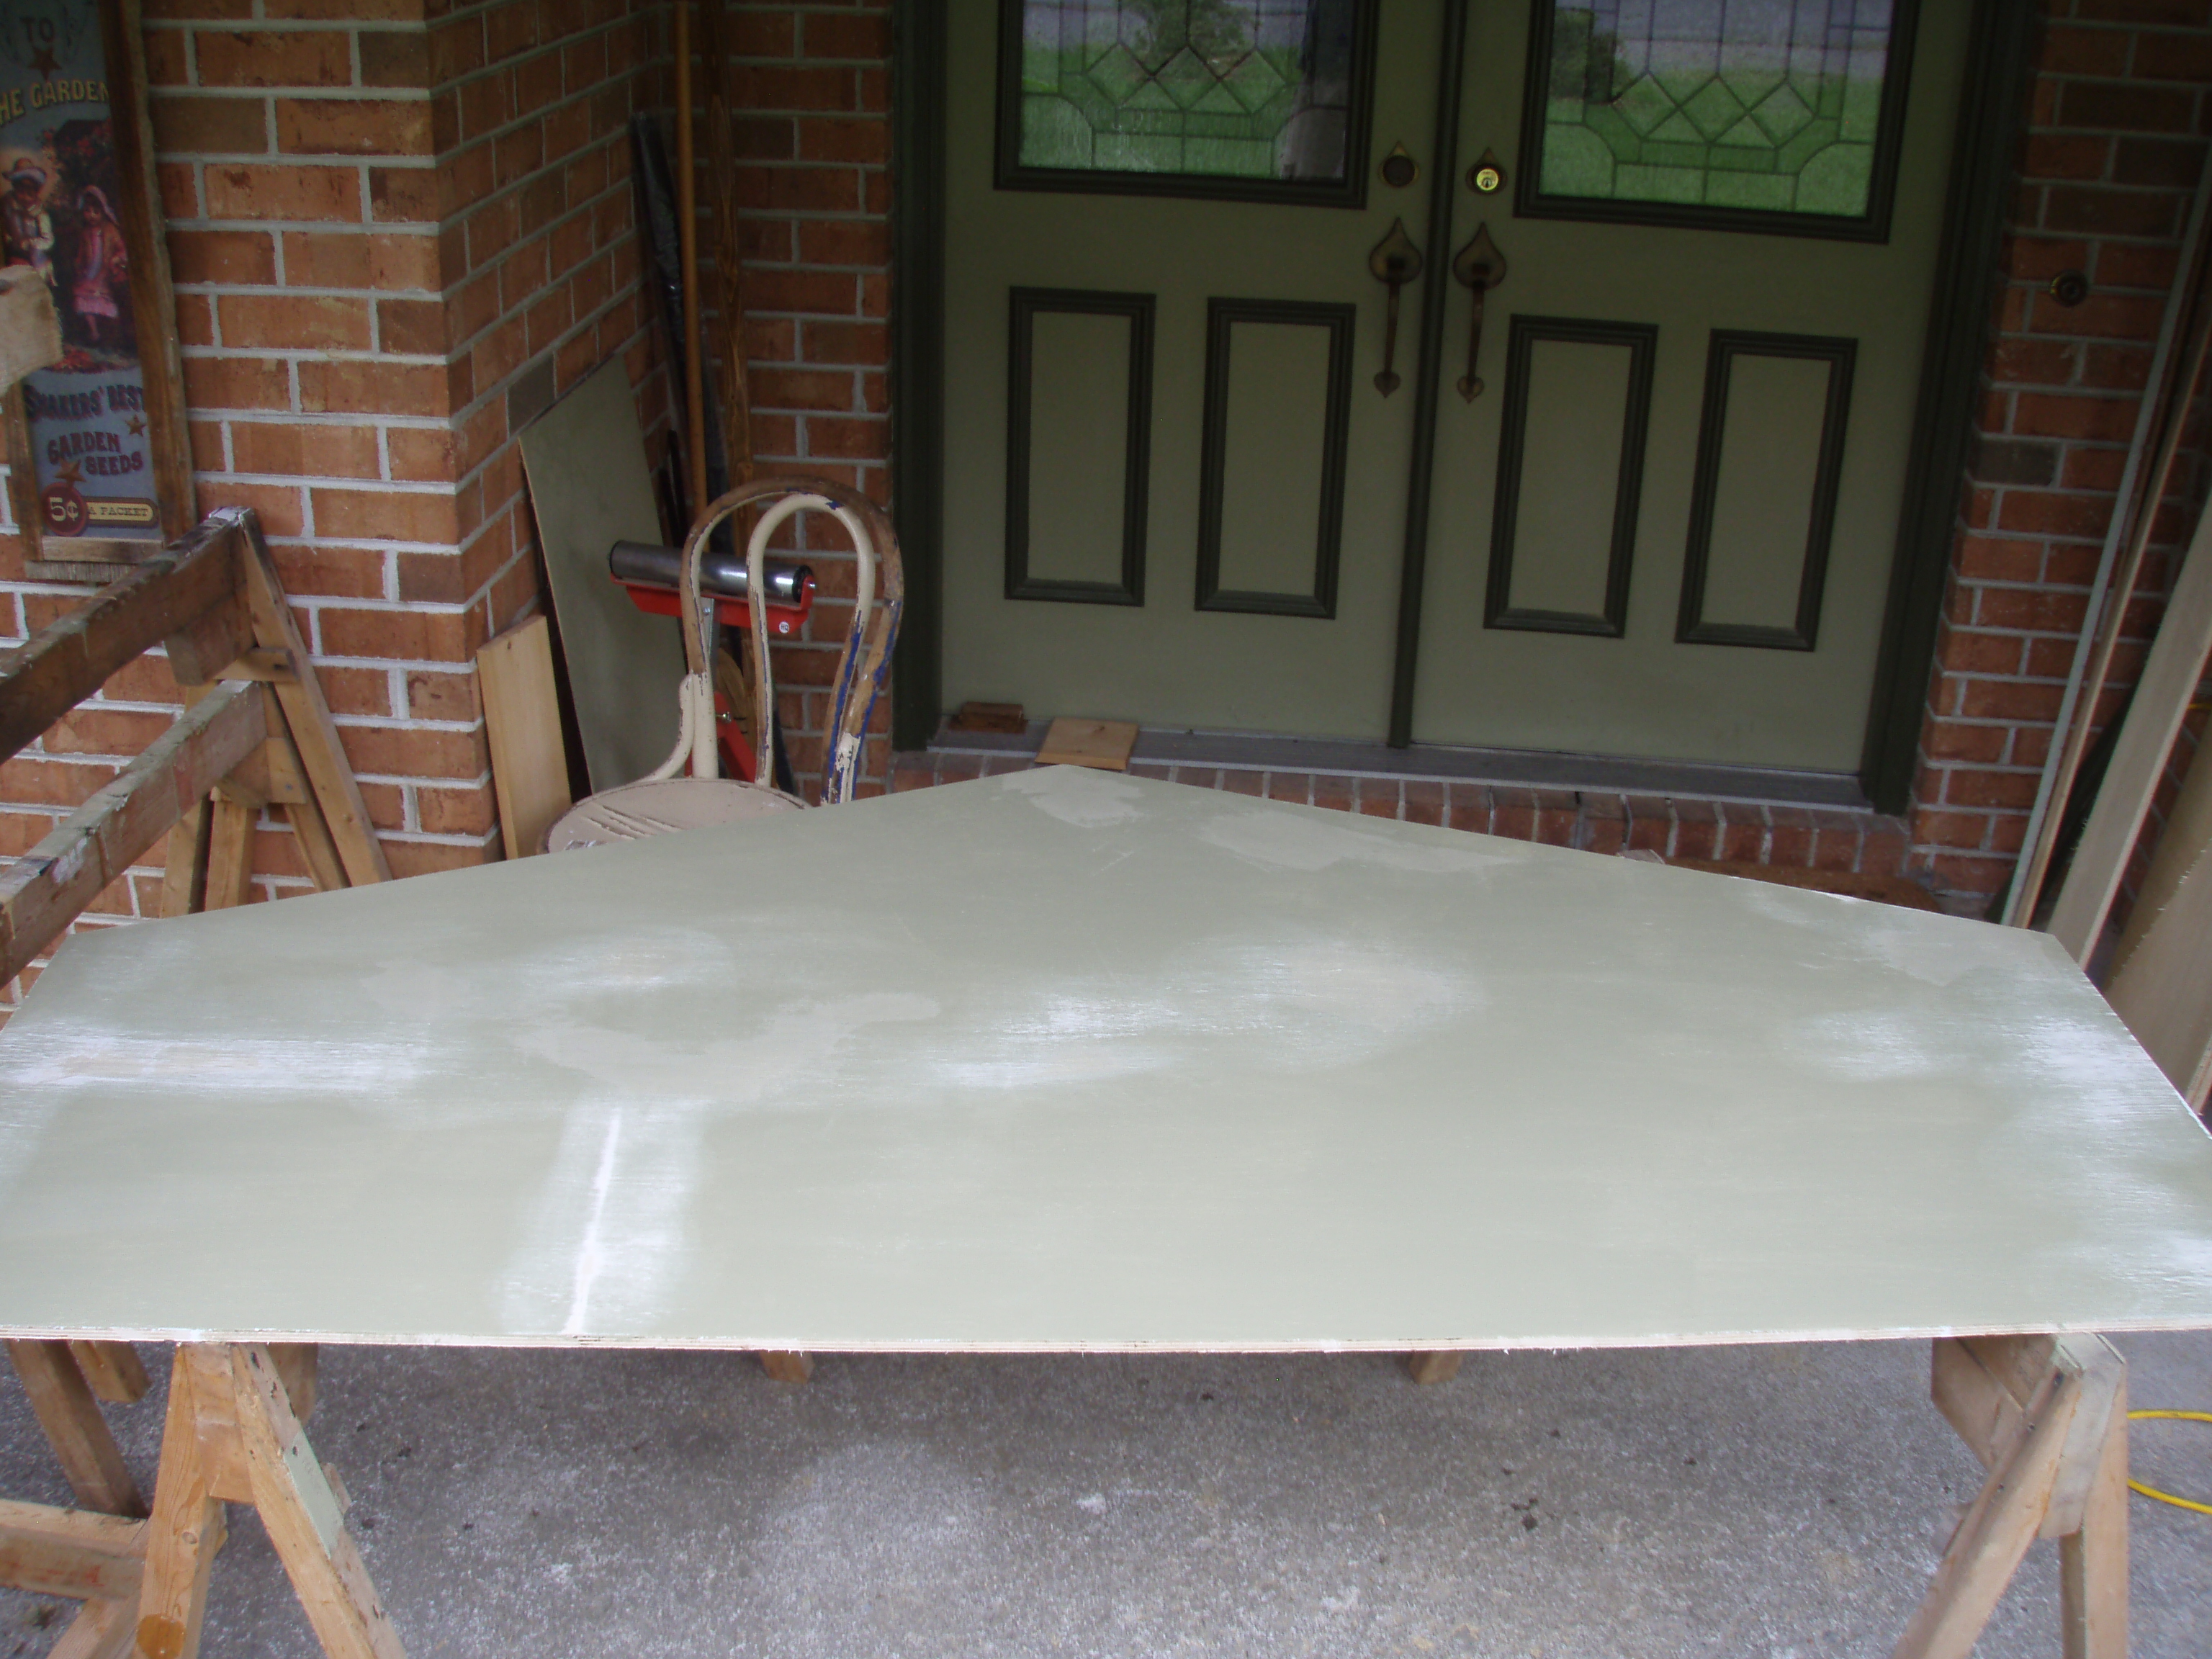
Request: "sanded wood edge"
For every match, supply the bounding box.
[0,683,264,986]
[478,616,572,860]
[0,1498,144,1601]
[0,516,241,768]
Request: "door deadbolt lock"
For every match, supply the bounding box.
[1381,141,1419,189]
[1467,148,1506,194]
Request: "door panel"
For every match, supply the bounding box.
[1006,289,1154,604]
[940,0,1969,769]
[1485,318,1656,637]
[1676,333,1856,649]
[1411,0,1969,770]
[1196,300,1354,616]
[943,0,1441,740]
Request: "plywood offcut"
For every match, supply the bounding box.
[0,769,2208,1352]
[518,360,683,792]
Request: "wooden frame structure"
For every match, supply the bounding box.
[0,505,395,1658]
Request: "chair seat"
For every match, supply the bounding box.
[544,776,805,853]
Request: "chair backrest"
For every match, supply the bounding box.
[675,475,904,806]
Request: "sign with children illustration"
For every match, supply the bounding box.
[1,0,160,545]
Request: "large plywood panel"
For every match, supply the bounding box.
[1023,310,1133,588]
[0,770,2209,1352]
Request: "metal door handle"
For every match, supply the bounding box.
[1451,224,1507,402]
[1368,218,1423,397]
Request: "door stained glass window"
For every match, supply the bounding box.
[1521,0,1917,238]
[998,0,1375,204]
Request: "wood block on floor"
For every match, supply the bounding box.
[1037,718,1138,773]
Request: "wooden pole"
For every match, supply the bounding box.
[675,0,707,529]
[700,0,753,487]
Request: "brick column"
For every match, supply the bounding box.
[1908,0,2212,907]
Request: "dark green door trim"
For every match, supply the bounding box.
[1858,0,2041,812]
[890,0,948,750]
[1384,0,1473,749]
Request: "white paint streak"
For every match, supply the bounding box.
[1001,765,1146,827]
[1200,811,1515,874]
[564,1107,626,1335]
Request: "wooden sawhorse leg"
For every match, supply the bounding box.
[0,1343,395,1659]
[134,1343,397,1659]
[1897,1332,2128,1659]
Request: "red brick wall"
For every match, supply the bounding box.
[710,0,893,793]
[1909,0,2212,907]
[0,0,673,1015]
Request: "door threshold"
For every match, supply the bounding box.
[929,722,1871,811]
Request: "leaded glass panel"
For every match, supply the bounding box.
[1530,0,1910,228]
[1004,0,1369,196]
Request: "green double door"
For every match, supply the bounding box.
[942,0,1969,772]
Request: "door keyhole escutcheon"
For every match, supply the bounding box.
[1368,217,1424,397]
[1452,223,1507,402]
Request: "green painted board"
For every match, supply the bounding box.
[518,359,683,793]
[1,770,2208,1350]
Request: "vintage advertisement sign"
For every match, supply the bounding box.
[1,0,161,547]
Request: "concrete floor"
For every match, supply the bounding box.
[2,1335,2208,1658]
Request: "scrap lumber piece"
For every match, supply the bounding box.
[518,359,684,792]
[158,801,210,920]
[0,683,264,987]
[3,1343,143,1519]
[1037,717,1138,772]
[2049,491,2212,960]
[2102,735,2212,1107]
[48,1595,134,1659]
[68,1344,150,1406]
[202,799,257,912]
[0,515,240,768]
[478,616,573,858]
[233,516,390,889]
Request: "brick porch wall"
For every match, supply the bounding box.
[710,0,893,796]
[0,0,673,1018]
[1906,0,2212,909]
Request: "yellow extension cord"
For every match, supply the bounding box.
[2127,1410,2212,1516]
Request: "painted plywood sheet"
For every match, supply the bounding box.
[1,770,2209,1352]
[518,359,682,791]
